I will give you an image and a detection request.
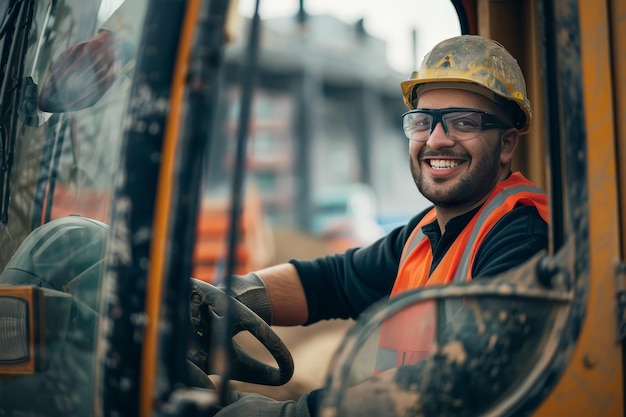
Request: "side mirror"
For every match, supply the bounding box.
[320,250,575,417]
[38,30,132,113]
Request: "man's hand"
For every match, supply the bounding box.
[213,392,311,417]
[218,273,273,325]
[187,279,217,375]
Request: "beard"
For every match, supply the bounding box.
[410,141,502,208]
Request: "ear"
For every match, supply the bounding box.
[499,128,519,165]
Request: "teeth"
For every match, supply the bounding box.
[429,159,461,170]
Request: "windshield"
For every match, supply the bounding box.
[0,0,145,265]
[0,0,146,414]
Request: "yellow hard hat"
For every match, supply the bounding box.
[401,35,532,134]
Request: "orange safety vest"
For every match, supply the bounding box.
[375,172,549,372]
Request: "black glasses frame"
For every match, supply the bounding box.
[402,107,513,141]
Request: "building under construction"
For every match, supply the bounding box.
[205,11,431,232]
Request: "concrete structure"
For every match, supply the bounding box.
[206,11,431,232]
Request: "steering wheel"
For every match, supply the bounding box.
[187,278,294,387]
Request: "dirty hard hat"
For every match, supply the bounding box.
[401,35,532,134]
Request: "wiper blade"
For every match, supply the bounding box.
[219,0,263,407]
[0,0,34,224]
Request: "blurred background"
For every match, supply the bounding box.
[195,0,461,277]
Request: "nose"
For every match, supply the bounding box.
[426,121,455,149]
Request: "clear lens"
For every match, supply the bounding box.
[403,112,431,134]
[320,290,567,417]
[443,111,483,133]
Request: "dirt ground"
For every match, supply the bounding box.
[228,227,356,401]
[230,319,354,401]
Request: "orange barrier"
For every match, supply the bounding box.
[192,186,275,284]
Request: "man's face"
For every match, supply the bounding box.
[409,88,515,211]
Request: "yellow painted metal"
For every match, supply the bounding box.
[610,0,626,261]
[532,0,624,415]
[477,0,547,191]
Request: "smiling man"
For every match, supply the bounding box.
[406,88,520,231]
[207,35,550,417]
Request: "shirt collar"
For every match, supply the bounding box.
[422,205,482,238]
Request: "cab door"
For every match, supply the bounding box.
[0,0,230,415]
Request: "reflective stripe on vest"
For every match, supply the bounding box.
[375,172,549,373]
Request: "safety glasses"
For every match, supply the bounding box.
[402,108,512,142]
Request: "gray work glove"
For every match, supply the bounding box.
[218,272,273,325]
[213,392,311,417]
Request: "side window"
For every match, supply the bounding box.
[0,0,145,268]
[0,1,148,416]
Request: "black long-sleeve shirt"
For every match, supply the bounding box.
[290,203,548,325]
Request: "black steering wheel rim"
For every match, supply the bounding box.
[187,278,294,386]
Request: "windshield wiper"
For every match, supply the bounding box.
[0,0,33,224]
